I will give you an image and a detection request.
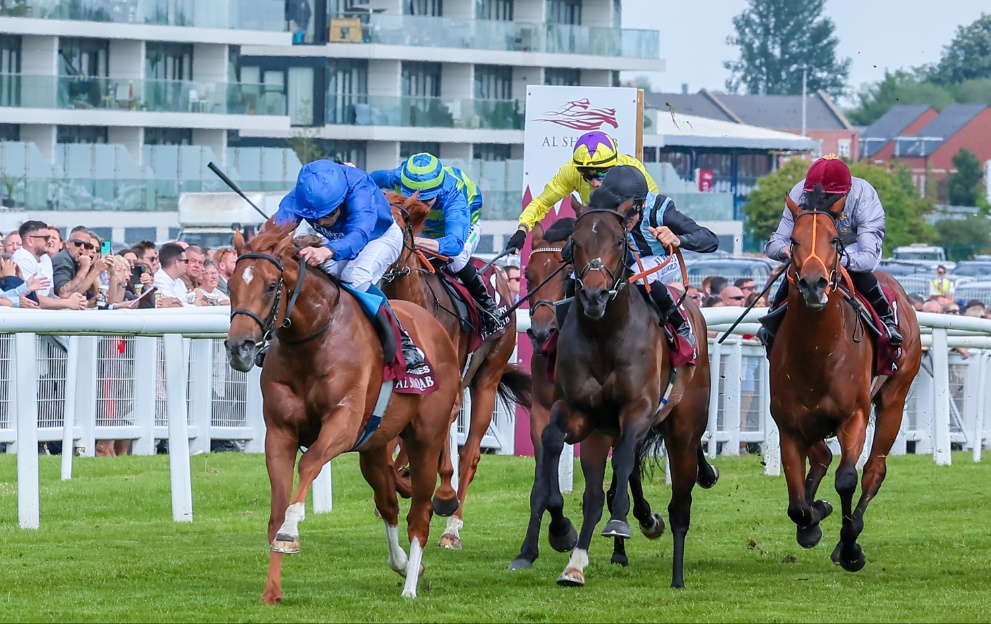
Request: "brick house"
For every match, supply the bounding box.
[859,104,939,163]
[645,88,857,159]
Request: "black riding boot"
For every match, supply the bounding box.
[458,263,509,339]
[649,284,695,347]
[850,271,904,345]
[382,299,425,372]
[756,280,790,352]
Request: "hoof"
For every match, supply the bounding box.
[271,534,300,554]
[548,521,578,553]
[432,495,460,518]
[698,465,720,489]
[610,551,629,567]
[260,592,282,606]
[796,523,823,549]
[833,543,866,572]
[640,513,665,540]
[831,542,842,565]
[556,567,585,587]
[508,557,534,571]
[814,500,833,521]
[600,519,632,539]
[437,533,462,550]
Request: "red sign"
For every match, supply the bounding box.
[535,98,619,131]
[698,169,714,193]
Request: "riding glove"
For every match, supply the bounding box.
[505,230,527,254]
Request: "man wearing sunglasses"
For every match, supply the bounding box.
[12,220,86,310]
[504,131,659,254]
[52,225,114,300]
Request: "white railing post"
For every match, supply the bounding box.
[187,339,213,454]
[75,337,98,458]
[312,462,333,514]
[914,359,934,455]
[720,338,742,457]
[931,328,952,466]
[243,366,266,453]
[60,336,80,481]
[706,338,721,459]
[163,333,193,522]
[760,356,780,476]
[132,337,157,456]
[975,351,990,462]
[14,332,40,530]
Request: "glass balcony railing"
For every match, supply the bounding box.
[359,15,659,59]
[326,95,524,130]
[0,74,286,116]
[0,0,286,32]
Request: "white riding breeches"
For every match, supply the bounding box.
[449,224,481,273]
[630,253,682,285]
[321,222,404,292]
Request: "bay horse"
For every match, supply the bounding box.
[509,213,666,572]
[531,196,717,588]
[225,220,462,601]
[769,187,921,571]
[382,192,532,550]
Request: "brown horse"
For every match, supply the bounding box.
[225,221,462,602]
[769,189,921,571]
[508,214,667,572]
[382,192,531,550]
[531,196,717,588]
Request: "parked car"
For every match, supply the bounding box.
[684,257,776,289]
[878,259,932,276]
[953,279,991,306]
[949,260,991,281]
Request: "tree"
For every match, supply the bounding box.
[723,0,851,99]
[620,75,653,91]
[932,214,991,260]
[845,70,955,126]
[743,159,933,255]
[947,148,983,206]
[932,14,991,85]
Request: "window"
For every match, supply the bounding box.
[326,59,368,124]
[405,0,442,16]
[58,38,109,77]
[0,123,19,141]
[658,149,693,179]
[241,58,326,121]
[287,66,315,125]
[57,126,109,144]
[544,68,580,86]
[475,65,512,100]
[400,142,441,159]
[402,62,441,97]
[324,140,367,169]
[144,127,193,146]
[546,0,580,24]
[145,43,193,81]
[1,34,20,73]
[477,0,513,20]
[837,139,852,159]
[473,144,511,161]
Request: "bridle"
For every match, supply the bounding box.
[573,208,633,300]
[382,205,420,283]
[790,208,845,296]
[230,250,331,347]
[528,246,568,316]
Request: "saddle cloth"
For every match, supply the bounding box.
[434,257,510,354]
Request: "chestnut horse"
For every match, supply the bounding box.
[769,188,921,571]
[382,192,531,550]
[225,221,462,601]
[531,197,717,588]
[508,214,666,572]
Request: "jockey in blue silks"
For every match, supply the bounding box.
[371,153,508,338]
[271,159,424,371]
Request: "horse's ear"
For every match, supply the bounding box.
[785,194,802,219]
[233,229,246,254]
[273,233,295,259]
[531,222,545,246]
[570,193,587,217]
[830,195,847,217]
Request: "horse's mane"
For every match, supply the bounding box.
[802,184,844,212]
[247,219,295,253]
[543,217,576,243]
[386,191,430,229]
[587,186,622,210]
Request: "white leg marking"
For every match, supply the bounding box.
[566,547,589,573]
[442,516,464,539]
[385,523,409,575]
[401,538,425,599]
[277,502,305,537]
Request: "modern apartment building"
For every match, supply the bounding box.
[0,0,662,245]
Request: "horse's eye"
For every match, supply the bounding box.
[267,282,278,293]
[616,237,625,248]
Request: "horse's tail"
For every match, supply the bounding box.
[637,428,666,482]
[497,364,533,411]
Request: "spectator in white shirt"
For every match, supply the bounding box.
[154,242,202,307]
[11,220,86,310]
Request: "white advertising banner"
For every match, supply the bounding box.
[521,85,642,227]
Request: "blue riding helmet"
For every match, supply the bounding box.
[399,153,445,201]
[280,160,349,220]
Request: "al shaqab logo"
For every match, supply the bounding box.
[535,98,619,131]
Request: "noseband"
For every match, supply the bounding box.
[573,208,632,299]
[528,246,568,315]
[791,209,844,295]
[231,250,316,346]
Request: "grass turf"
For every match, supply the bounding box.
[1,452,989,622]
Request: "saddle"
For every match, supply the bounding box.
[432,257,510,354]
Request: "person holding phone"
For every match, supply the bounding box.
[52,226,115,302]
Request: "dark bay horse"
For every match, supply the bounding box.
[769,188,921,571]
[382,192,531,551]
[531,197,717,588]
[509,214,666,572]
[225,221,462,601]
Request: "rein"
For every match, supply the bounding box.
[498,246,568,321]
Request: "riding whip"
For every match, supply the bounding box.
[717,259,791,345]
[207,161,269,221]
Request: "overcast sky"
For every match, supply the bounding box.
[621,0,989,107]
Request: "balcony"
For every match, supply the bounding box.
[0,74,285,116]
[326,96,523,130]
[350,15,659,60]
[0,0,286,32]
